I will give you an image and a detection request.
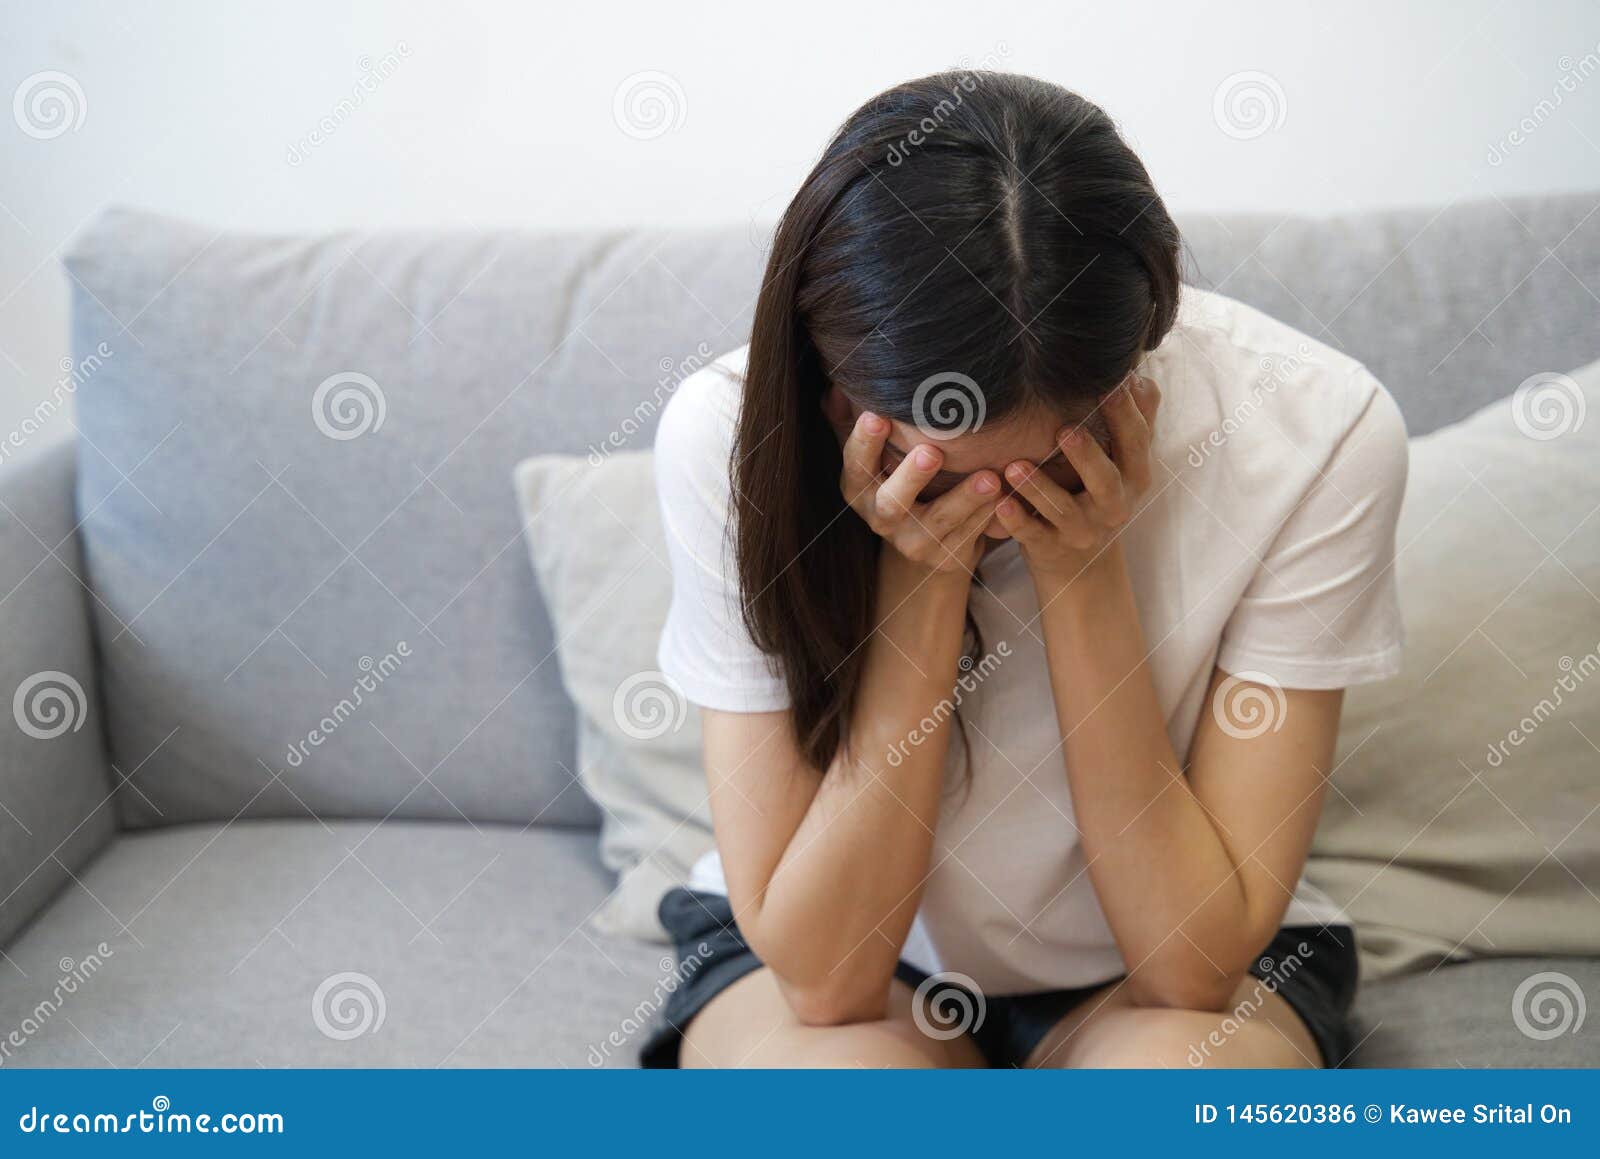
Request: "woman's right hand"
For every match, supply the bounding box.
[838,410,1000,574]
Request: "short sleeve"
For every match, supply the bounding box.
[653,355,792,712]
[1215,368,1409,689]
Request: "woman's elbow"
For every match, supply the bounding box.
[1128,969,1240,1014]
[772,969,893,1027]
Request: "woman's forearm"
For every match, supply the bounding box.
[749,551,971,1021]
[1036,549,1254,1009]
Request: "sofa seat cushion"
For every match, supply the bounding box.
[1350,957,1599,1067]
[0,820,665,1068]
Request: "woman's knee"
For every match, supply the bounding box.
[1072,1010,1311,1068]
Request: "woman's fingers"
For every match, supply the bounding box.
[873,442,945,525]
[994,497,1045,545]
[1132,373,1161,430]
[1057,425,1128,527]
[894,472,999,568]
[918,470,1000,537]
[839,410,890,510]
[1004,460,1096,546]
[1105,379,1153,495]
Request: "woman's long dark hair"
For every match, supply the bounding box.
[733,71,1182,772]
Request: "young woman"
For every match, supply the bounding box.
[640,72,1406,1069]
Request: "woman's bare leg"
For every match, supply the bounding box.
[679,967,987,1069]
[1025,973,1323,1069]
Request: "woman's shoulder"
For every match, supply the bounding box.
[653,344,749,497]
[1153,286,1403,460]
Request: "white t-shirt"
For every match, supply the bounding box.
[654,286,1407,994]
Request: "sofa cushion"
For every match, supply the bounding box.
[1308,358,1600,980]
[1350,957,1599,1067]
[60,196,1598,828]
[0,440,116,946]
[62,210,765,828]
[514,452,713,942]
[0,819,668,1067]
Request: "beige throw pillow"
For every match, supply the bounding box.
[514,452,711,942]
[1308,359,1600,979]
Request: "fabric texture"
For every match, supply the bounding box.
[0,817,1586,1068]
[0,819,667,1068]
[56,194,1600,831]
[642,888,1360,1069]
[61,210,766,830]
[654,289,1406,994]
[1349,957,1600,1068]
[1308,357,1600,981]
[513,452,714,941]
[0,439,116,946]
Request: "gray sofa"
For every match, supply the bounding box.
[1,194,1596,1067]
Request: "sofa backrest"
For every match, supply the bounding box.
[63,194,1598,828]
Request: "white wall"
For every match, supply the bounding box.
[3,0,1599,442]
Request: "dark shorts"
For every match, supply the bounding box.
[639,888,1359,1069]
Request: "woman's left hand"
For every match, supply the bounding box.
[994,372,1161,588]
